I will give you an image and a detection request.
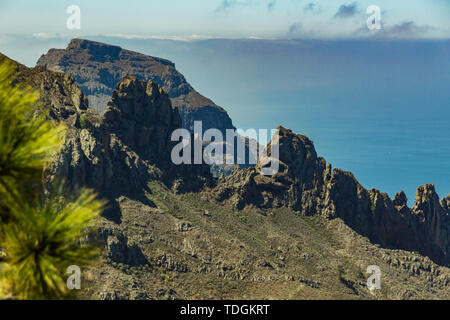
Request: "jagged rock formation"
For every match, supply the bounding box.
[3,52,449,299]
[2,52,211,220]
[44,75,212,204]
[36,39,259,176]
[36,38,235,134]
[1,53,89,121]
[213,127,450,266]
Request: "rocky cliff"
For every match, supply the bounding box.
[2,53,211,222]
[2,52,449,299]
[6,51,450,265]
[36,39,235,134]
[213,127,450,266]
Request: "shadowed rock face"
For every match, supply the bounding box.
[213,126,450,266]
[3,50,449,296]
[36,38,235,135]
[0,53,88,121]
[3,52,212,222]
[44,74,212,203]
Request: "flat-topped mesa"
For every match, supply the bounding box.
[214,126,449,266]
[37,39,259,177]
[37,38,235,135]
[65,39,174,67]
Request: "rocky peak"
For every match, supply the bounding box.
[393,191,408,207]
[37,39,235,136]
[102,75,181,168]
[411,184,448,258]
[263,126,322,184]
[105,75,176,126]
[413,184,442,218]
[216,126,326,213]
[4,54,211,221]
[1,53,88,122]
[213,126,449,266]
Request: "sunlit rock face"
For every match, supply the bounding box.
[213,126,449,266]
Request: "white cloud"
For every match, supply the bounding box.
[32,32,57,39]
[105,33,277,42]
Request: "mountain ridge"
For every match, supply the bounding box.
[36,38,235,135]
[1,51,449,299]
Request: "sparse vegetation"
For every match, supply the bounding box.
[0,61,104,300]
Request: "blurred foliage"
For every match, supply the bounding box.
[0,61,104,300]
[79,114,91,130]
[0,63,65,199]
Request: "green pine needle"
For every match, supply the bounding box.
[0,61,66,199]
[0,61,105,300]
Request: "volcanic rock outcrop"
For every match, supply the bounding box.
[2,53,211,220]
[1,53,88,120]
[2,52,449,299]
[213,127,450,265]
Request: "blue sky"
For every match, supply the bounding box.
[0,0,449,39]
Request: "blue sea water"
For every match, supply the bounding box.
[1,36,449,204]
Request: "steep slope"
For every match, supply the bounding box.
[213,127,450,266]
[2,52,212,221]
[36,38,235,134]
